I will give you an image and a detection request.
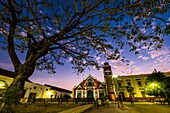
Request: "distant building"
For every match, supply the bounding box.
[72,75,105,99]
[45,84,72,99]
[116,72,170,99]
[0,68,72,102]
[72,62,170,101]
[115,74,149,99]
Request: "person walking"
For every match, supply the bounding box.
[118,94,124,107]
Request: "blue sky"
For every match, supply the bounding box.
[0,35,170,90]
[0,1,170,91]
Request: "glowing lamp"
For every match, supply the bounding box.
[151,83,157,87]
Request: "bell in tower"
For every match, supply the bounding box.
[103,62,116,101]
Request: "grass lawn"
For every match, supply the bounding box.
[14,103,82,113]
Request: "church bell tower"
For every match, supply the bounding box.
[103,62,115,101]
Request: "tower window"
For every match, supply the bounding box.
[105,71,111,75]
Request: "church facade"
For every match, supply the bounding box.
[72,75,105,99]
[72,62,115,100]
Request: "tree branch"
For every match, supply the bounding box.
[7,0,22,69]
[26,0,47,40]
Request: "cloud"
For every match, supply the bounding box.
[140,46,170,73]
[109,46,169,75]
[148,62,170,73]
[137,55,149,60]
[142,57,149,60]
[110,59,142,75]
[138,55,143,59]
[147,46,170,60]
[141,46,148,50]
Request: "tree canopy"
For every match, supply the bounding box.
[0,0,170,74]
[145,70,170,98]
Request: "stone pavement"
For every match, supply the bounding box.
[84,103,140,113]
[58,104,94,113]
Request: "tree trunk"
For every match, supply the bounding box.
[0,65,35,113]
[0,77,25,113]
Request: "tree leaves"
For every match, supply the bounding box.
[164,24,170,35]
[145,70,169,97]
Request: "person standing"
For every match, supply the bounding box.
[129,95,134,106]
[118,94,124,107]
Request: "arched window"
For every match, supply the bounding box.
[88,82,92,86]
[78,87,82,90]
[88,79,93,86]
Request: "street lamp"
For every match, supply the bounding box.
[150,82,159,96]
[151,83,157,87]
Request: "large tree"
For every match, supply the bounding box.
[145,70,170,99]
[145,70,166,96]
[0,0,170,112]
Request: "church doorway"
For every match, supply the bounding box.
[99,93,104,99]
[87,90,94,99]
[77,93,81,98]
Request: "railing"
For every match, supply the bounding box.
[34,98,95,104]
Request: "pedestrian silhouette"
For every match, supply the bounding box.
[129,95,134,106]
[118,94,124,107]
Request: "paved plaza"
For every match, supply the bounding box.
[84,103,139,113]
[124,102,170,113]
[84,102,170,113]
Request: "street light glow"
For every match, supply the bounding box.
[0,83,3,87]
[151,83,157,87]
[47,91,52,96]
[113,75,119,78]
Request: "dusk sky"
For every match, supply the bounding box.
[0,35,170,90]
[0,1,170,91]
